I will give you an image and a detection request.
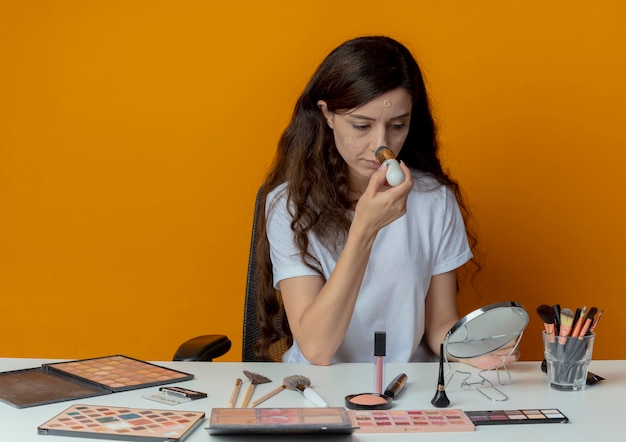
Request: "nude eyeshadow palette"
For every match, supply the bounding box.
[0,355,193,408]
[206,407,357,434]
[38,404,205,441]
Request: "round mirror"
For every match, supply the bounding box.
[444,301,529,359]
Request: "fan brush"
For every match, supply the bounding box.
[240,370,271,408]
[283,374,328,407]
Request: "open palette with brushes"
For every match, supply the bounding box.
[0,355,193,408]
[38,404,205,441]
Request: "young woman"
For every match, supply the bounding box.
[254,36,519,368]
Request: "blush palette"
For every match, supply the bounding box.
[0,355,193,408]
[38,404,204,441]
[348,409,475,433]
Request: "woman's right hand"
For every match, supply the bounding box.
[352,161,413,233]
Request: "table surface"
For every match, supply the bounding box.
[1,358,623,441]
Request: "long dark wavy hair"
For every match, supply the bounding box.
[254,36,479,361]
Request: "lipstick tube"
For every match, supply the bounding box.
[374,331,386,394]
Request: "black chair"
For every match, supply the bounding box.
[173,186,289,362]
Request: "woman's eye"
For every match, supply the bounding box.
[352,124,369,130]
[391,123,407,130]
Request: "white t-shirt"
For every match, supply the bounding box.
[266,171,473,363]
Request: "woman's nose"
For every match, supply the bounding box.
[374,128,389,150]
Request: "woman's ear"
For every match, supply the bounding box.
[317,100,334,129]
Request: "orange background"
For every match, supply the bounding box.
[1,1,624,362]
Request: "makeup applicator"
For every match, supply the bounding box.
[283,375,328,407]
[431,343,450,408]
[375,146,405,186]
[240,370,271,408]
[536,304,557,373]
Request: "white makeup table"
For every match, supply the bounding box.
[1,358,624,441]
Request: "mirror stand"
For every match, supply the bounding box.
[444,331,524,402]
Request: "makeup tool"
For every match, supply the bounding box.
[589,308,604,333]
[240,370,271,408]
[555,307,574,361]
[577,307,597,338]
[227,378,242,408]
[374,331,386,394]
[349,409,474,433]
[431,343,450,408]
[38,404,205,441]
[536,304,557,373]
[142,386,207,406]
[375,146,404,186]
[570,306,587,338]
[553,304,561,335]
[206,407,355,435]
[536,304,556,341]
[283,374,328,407]
[383,373,407,399]
[558,308,574,342]
[465,408,569,425]
[249,384,286,408]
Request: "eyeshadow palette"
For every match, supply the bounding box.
[348,409,475,433]
[0,355,193,408]
[465,409,569,425]
[38,404,205,441]
[206,407,356,434]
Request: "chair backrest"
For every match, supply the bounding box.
[241,186,289,362]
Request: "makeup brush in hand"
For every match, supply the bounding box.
[240,370,271,408]
[283,375,328,407]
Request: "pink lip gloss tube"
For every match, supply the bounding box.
[374,331,386,394]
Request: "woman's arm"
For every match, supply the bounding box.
[278,162,413,365]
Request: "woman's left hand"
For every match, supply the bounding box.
[461,341,521,370]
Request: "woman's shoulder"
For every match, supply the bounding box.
[409,170,446,193]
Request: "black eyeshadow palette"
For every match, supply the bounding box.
[38,404,205,441]
[0,355,193,408]
[465,409,569,425]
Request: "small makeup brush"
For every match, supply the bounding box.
[240,370,271,408]
[577,307,597,339]
[227,378,242,408]
[431,343,450,408]
[283,375,328,408]
[249,383,287,408]
[558,308,574,342]
[571,306,587,338]
[589,308,604,333]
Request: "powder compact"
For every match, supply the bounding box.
[345,373,407,410]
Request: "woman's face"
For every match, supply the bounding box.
[318,88,412,191]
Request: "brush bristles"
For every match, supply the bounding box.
[243,370,271,385]
[560,308,574,329]
[536,304,556,324]
[283,375,310,391]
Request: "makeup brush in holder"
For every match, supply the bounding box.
[283,375,328,407]
[240,370,271,408]
[431,343,450,408]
